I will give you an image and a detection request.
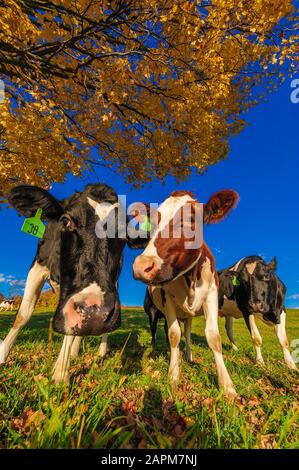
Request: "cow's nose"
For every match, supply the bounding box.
[133,255,159,283]
[53,297,119,336]
[74,302,110,320]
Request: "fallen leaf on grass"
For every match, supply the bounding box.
[122,400,138,416]
[120,387,145,418]
[12,408,45,433]
[236,396,246,408]
[260,434,277,449]
[137,438,147,449]
[249,409,259,425]
[248,396,261,407]
[174,424,184,438]
[201,397,215,410]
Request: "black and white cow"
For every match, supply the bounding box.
[144,255,297,372]
[0,184,146,383]
[0,300,15,312]
[218,255,297,370]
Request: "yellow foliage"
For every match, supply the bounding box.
[0,0,298,194]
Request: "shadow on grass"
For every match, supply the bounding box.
[243,352,295,392]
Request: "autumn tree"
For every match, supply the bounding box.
[0,0,298,195]
[36,289,58,308]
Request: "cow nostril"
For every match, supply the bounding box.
[74,302,89,314]
[144,262,155,273]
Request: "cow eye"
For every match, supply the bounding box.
[61,216,73,230]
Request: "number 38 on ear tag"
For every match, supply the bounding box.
[21,208,45,239]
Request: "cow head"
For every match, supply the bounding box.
[240,257,284,324]
[132,189,239,285]
[7,184,147,336]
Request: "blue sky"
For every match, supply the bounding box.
[0,78,298,307]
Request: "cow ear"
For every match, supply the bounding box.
[6,185,63,220]
[268,256,277,271]
[203,190,239,224]
[87,197,119,221]
[220,271,239,297]
[87,184,118,204]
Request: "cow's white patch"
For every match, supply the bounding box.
[62,282,106,334]
[245,261,257,275]
[87,197,118,221]
[141,194,196,263]
[64,282,105,307]
[158,194,196,235]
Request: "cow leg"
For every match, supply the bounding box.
[184,318,193,362]
[164,302,181,389]
[203,287,237,400]
[70,336,82,359]
[245,314,264,365]
[0,262,47,364]
[150,312,159,345]
[52,335,74,384]
[164,317,169,346]
[98,333,109,358]
[275,310,297,370]
[225,316,238,351]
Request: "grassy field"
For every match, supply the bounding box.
[0,307,298,449]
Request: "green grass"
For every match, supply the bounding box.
[0,307,298,449]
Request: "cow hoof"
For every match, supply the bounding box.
[52,372,70,386]
[256,359,265,367]
[231,344,238,351]
[98,346,109,358]
[98,351,107,359]
[224,386,238,402]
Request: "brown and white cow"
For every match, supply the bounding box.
[131,190,240,400]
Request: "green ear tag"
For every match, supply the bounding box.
[232,276,240,286]
[21,208,45,239]
[140,215,152,232]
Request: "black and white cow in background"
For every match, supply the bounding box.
[145,255,297,371]
[0,300,15,312]
[218,255,297,370]
[0,184,146,383]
